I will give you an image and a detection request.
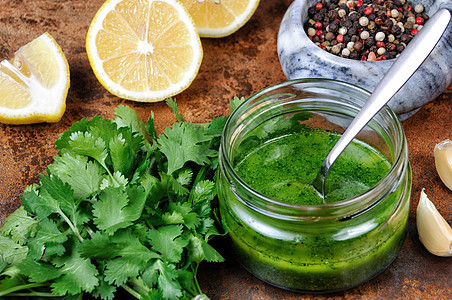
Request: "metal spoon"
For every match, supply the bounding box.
[312,8,451,201]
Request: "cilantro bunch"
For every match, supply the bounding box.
[0,98,242,299]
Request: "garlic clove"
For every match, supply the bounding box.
[434,139,452,191]
[416,189,452,257]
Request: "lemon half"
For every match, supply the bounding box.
[0,33,70,124]
[179,0,260,38]
[86,0,203,102]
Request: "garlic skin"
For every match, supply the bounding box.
[434,139,452,191]
[416,189,452,257]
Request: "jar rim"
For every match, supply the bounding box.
[220,78,409,218]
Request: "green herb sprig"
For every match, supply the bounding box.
[0,97,244,299]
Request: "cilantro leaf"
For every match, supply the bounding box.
[55,117,97,152]
[188,234,224,264]
[230,96,246,113]
[92,275,117,300]
[0,235,28,265]
[102,231,158,286]
[166,98,184,123]
[93,186,147,235]
[159,172,189,196]
[191,180,216,204]
[0,257,6,273]
[142,259,183,300]
[51,242,99,296]
[17,256,62,282]
[80,230,158,286]
[109,132,134,176]
[158,123,216,174]
[114,105,153,151]
[0,206,37,245]
[147,225,188,264]
[207,116,228,137]
[48,152,104,199]
[28,218,68,260]
[66,131,109,172]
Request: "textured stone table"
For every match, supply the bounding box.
[0,0,450,299]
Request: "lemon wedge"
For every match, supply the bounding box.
[86,0,203,102]
[179,0,260,38]
[0,32,70,124]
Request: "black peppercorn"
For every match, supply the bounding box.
[329,23,339,33]
[348,27,358,35]
[308,7,317,17]
[365,37,376,47]
[390,25,402,36]
[313,13,323,21]
[400,33,410,43]
[328,9,339,20]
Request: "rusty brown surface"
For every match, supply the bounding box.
[0,0,450,299]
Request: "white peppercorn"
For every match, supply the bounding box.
[359,16,369,27]
[377,47,386,55]
[375,32,385,42]
[307,28,316,37]
[391,9,399,18]
[360,30,370,40]
[331,44,342,54]
[338,27,348,35]
[407,16,416,24]
[341,48,350,57]
[388,34,395,43]
[414,4,424,14]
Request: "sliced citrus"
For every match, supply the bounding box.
[179,0,260,38]
[86,0,203,102]
[0,32,70,124]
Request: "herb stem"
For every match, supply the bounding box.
[122,284,142,299]
[57,208,84,242]
[192,263,203,295]
[0,282,49,297]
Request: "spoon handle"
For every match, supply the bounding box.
[321,8,451,178]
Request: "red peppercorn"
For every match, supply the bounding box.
[386,10,391,18]
[363,7,373,15]
[318,44,327,50]
[376,0,383,4]
[376,41,385,48]
[411,28,419,35]
[356,0,363,8]
[376,56,387,61]
[315,21,323,29]
[416,17,425,25]
[397,7,403,13]
[348,1,355,8]
[315,2,323,10]
[361,56,368,61]
[407,5,412,11]
[336,34,344,43]
[375,17,384,26]
[315,30,324,37]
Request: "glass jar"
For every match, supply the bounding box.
[217,79,411,293]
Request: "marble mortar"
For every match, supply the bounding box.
[278,0,452,120]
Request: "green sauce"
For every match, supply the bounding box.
[235,129,391,204]
[219,123,411,292]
